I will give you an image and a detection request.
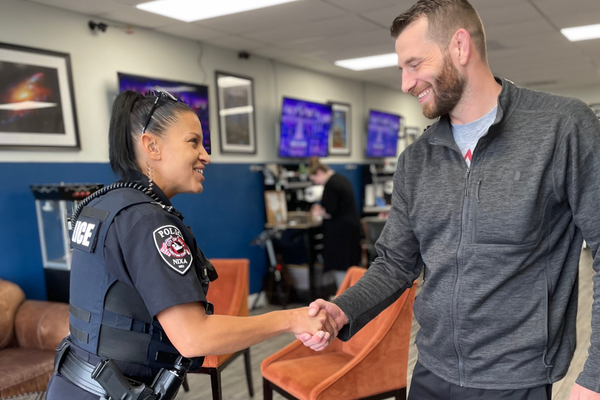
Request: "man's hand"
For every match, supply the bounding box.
[569,383,600,399]
[295,299,348,351]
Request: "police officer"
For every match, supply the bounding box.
[46,90,336,399]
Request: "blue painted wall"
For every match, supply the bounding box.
[0,162,362,300]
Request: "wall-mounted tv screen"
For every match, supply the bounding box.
[118,72,211,154]
[279,97,332,158]
[366,110,400,158]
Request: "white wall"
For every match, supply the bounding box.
[0,0,431,164]
[549,85,600,106]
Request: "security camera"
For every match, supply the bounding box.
[238,51,250,60]
[89,21,108,32]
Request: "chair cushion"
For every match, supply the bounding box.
[15,301,69,350]
[0,280,25,350]
[262,352,353,400]
[0,347,55,399]
[201,352,235,368]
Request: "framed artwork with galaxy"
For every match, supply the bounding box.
[0,42,80,149]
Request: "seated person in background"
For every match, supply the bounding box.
[309,163,362,288]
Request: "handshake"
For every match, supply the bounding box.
[289,299,349,351]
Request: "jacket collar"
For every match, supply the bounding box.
[428,77,517,149]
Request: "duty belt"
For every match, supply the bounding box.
[54,340,142,398]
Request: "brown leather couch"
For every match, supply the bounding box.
[0,279,69,398]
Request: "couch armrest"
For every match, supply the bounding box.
[15,300,69,350]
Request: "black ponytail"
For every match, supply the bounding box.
[108,90,195,181]
[109,90,143,181]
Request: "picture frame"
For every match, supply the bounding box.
[215,71,256,154]
[264,190,287,225]
[405,126,419,147]
[0,42,80,149]
[328,101,351,156]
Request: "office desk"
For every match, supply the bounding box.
[265,220,323,302]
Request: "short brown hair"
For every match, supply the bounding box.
[309,163,330,176]
[390,0,487,62]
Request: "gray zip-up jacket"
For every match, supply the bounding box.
[333,78,600,391]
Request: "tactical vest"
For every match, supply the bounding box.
[68,186,212,370]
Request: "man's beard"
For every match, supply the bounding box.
[422,54,466,119]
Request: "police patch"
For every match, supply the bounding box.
[153,225,193,275]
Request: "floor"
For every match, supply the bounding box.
[175,248,595,400]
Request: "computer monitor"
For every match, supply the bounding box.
[366,110,400,158]
[118,72,211,154]
[279,97,332,158]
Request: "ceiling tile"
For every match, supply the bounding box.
[361,4,415,27]
[476,2,542,27]
[484,19,555,40]
[27,0,127,16]
[111,0,149,5]
[244,14,380,45]
[296,32,392,58]
[99,6,178,28]
[325,0,412,13]
[204,35,268,51]
[545,10,600,29]
[531,0,600,17]
[194,0,347,34]
[469,0,528,11]
[156,23,227,41]
[493,30,568,49]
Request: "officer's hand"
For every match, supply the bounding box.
[289,308,337,350]
[568,383,600,399]
[295,299,348,351]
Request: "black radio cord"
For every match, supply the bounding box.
[70,182,179,228]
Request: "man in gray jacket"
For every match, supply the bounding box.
[298,1,600,399]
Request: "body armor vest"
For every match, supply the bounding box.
[68,187,211,370]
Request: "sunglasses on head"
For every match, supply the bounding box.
[142,90,179,134]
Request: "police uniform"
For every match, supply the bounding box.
[46,171,216,399]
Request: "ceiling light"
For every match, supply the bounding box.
[137,0,302,23]
[335,53,398,71]
[561,23,600,42]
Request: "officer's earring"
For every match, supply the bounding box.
[147,164,154,192]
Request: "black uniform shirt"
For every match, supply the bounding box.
[103,172,208,318]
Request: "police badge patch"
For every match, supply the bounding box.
[153,225,193,275]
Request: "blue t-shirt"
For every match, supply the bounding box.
[452,106,497,167]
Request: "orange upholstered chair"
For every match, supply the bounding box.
[187,258,253,400]
[261,267,417,400]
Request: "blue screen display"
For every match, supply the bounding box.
[366,110,400,158]
[279,98,332,158]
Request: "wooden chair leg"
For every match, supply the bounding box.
[182,375,189,392]
[244,348,254,397]
[396,387,407,400]
[209,368,222,400]
[263,378,273,400]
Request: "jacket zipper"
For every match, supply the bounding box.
[453,165,470,386]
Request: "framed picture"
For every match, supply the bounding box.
[0,42,79,149]
[328,102,351,155]
[215,71,256,154]
[264,190,287,225]
[118,72,211,154]
[405,126,419,147]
